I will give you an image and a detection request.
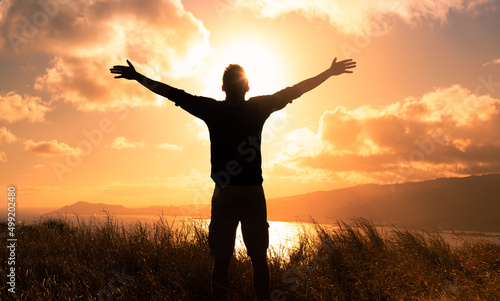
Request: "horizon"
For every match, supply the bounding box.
[5,172,498,210]
[2,0,500,210]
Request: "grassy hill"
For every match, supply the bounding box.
[267,174,500,231]
[0,216,498,300]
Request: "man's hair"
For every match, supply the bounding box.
[222,64,248,95]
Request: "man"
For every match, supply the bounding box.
[110,57,356,300]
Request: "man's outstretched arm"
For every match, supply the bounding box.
[110,60,172,98]
[295,58,356,95]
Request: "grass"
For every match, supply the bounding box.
[1,215,499,300]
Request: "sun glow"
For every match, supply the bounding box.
[202,36,287,99]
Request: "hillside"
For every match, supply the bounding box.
[49,174,500,232]
[267,174,500,231]
[51,201,211,217]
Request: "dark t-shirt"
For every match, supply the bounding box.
[168,86,302,186]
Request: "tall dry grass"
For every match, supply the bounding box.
[1,216,499,300]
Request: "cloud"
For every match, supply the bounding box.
[0,152,6,162]
[155,142,183,151]
[0,127,17,144]
[319,106,363,149]
[233,0,496,35]
[108,136,146,149]
[269,85,500,185]
[24,139,80,156]
[191,119,210,144]
[0,0,212,111]
[0,92,50,123]
[482,58,500,67]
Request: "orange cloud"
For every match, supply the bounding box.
[319,107,362,150]
[155,142,183,151]
[0,92,50,123]
[0,127,17,144]
[108,136,146,150]
[270,85,500,185]
[233,0,496,35]
[24,139,80,156]
[0,152,6,162]
[482,58,500,67]
[0,0,212,111]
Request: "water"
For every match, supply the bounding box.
[11,212,320,256]
[8,212,500,256]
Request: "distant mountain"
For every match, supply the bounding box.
[50,174,500,232]
[51,201,211,218]
[267,174,500,232]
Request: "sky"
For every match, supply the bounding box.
[1,0,500,209]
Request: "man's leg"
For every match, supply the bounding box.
[212,256,231,301]
[250,255,269,301]
[209,185,239,300]
[239,185,270,300]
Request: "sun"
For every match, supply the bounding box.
[202,35,287,99]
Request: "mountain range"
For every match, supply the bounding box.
[50,174,500,232]
[267,173,500,231]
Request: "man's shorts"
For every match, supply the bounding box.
[208,184,269,258]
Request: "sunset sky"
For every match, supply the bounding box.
[1,0,500,209]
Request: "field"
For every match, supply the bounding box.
[1,215,499,300]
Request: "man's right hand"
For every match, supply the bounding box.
[110,59,138,80]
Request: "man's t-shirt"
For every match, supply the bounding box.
[168,86,302,186]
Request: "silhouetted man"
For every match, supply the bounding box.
[110,57,356,300]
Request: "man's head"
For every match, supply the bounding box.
[222,64,249,100]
